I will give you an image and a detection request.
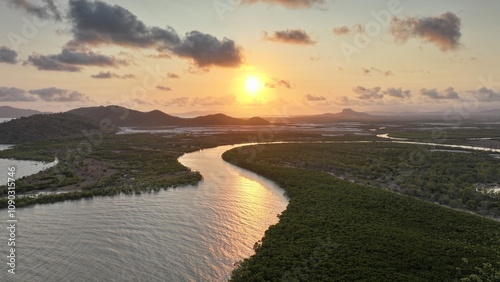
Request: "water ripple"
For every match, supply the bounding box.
[1,144,288,282]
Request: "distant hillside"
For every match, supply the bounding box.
[68,106,270,127]
[318,108,373,119]
[173,110,217,118]
[0,113,107,143]
[291,108,374,123]
[68,106,184,127]
[367,110,419,116]
[0,106,43,118]
[188,113,270,126]
[474,109,500,116]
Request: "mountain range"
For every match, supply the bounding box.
[283,108,375,123]
[0,106,45,118]
[313,108,373,119]
[67,106,270,127]
[0,106,272,143]
[2,105,500,126]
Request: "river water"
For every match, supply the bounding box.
[0,145,59,185]
[0,144,288,281]
[376,133,500,153]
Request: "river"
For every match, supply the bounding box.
[376,133,500,153]
[0,145,58,185]
[0,144,288,281]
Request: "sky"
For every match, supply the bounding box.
[1,0,500,117]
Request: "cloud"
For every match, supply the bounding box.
[361,67,393,76]
[402,69,431,74]
[26,48,129,72]
[91,71,135,79]
[27,54,80,72]
[263,29,316,45]
[156,86,172,91]
[133,98,150,106]
[420,87,460,99]
[449,55,479,64]
[191,95,236,106]
[470,87,500,102]
[148,53,172,59]
[240,0,325,9]
[67,0,243,69]
[384,87,411,98]
[28,87,90,102]
[265,78,293,89]
[68,0,181,48]
[332,26,350,35]
[6,0,62,21]
[277,80,292,89]
[172,31,244,68]
[0,87,36,102]
[0,46,18,64]
[352,24,365,33]
[167,72,180,79]
[337,96,389,107]
[161,97,189,107]
[353,86,383,100]
[303,93,332,106]
[339,87,411,106]
[332,24,364,35]
[304,94,326,101]
[1,86,91,103]
[337,95,391,106]
[390,12,462,51]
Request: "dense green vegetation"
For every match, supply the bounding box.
[0,133,204,208]
[223,144,500,281]
[244,142,500,217]
[386,125,500,147]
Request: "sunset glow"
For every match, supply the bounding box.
[245,76,263,96]
[1,1,500,281]
[0,0,499,118]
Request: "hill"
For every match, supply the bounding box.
[318,108,373,119]
[67,106,184,127]
[474,109,500,116]
[0,113,108,143]
[289,108,374,123]
[0,106,43,118]
[68,106,270,127]
[188,113,270,126]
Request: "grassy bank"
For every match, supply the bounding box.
[223,144,500,281]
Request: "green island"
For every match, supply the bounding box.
[223,143,500,281]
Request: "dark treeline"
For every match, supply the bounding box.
[247,142,500,217]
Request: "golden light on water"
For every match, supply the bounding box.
[224,173,279,249]
[236,176,267,216]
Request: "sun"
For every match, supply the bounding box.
[245,76,262,95]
